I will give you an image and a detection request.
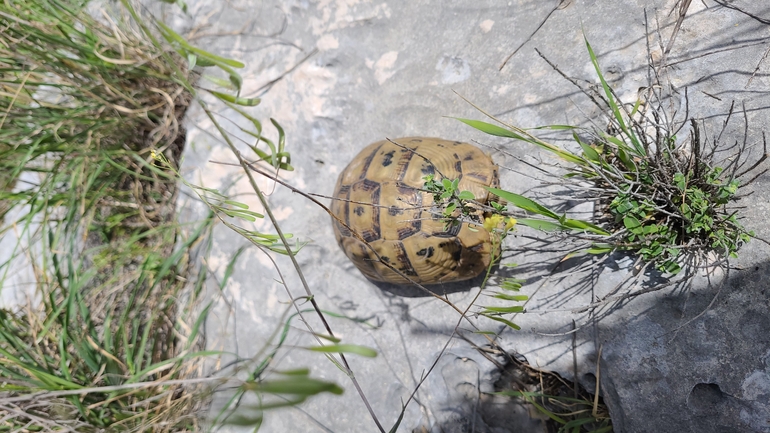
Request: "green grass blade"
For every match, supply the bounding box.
[491,293,528,302]
[516,218,568,231]
[209,90,261,106]
[248,377,344,396]
[482,314,521,330]
[481,305,525,314]
[486,187,559,219]
[560,218,610,236]
[156,21,244,68]
[306,344,378,358]
[584,34,644,156]
[453,117,527,139]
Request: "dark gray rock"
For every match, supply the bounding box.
[599,255,770,433]
[579,174,770,433]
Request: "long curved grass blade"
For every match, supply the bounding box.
[306,344,378,358]
[584,34,644,156]
[453,116,587,165]
[486,187,559,219]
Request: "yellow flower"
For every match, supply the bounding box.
[483,215,517,233]
[483,214,505,232]
[150,149,158,160]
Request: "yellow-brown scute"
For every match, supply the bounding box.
[331,137,499,285]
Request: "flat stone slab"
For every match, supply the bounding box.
[169,0,770,431]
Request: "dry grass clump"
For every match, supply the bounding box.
[0,1,213,431]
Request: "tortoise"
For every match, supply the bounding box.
[330,137,500,285]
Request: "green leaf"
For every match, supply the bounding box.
[563,417,598,429]
[586,244,613,254]
[493,293,529,301]
[221,209,263,221]
[560,218,610,236]
[584,34,644,155]
[661,260,681,274]
[306,344,378,358]
[457,190,475,200]
[444,202,457,215]
[482,305,525,314]
[250,377,344,396]
[224,413,265,427]
[195,58,218,68]
[643,224,659,235]
[157,21,245,68]
[516,218,567,232]
[453,118,526,140]
[224,200,250,209]
[183,302,212,352]
[616,147,637,172]
[224,65,243,91]
[575,133,600,162]
[612,197,633,214]
[602,133,627,149]
[623,215,642,232]
[674,172,686,191]
[482,314,521,330]
[201,74,230,87]
[271,118,286,154]
[629,98,642,117]
[501,279,522,290]
[528,124,577,130]
[209,90,261,106]
[312,333,342,343]
[454,119,587,165]
[486,187,559,219]
[274,368,311,376]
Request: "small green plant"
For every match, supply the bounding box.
[499,390,612,433]
[422,173,524,234]
[0,0,324,431]
[491,348,612,433]
[422,174,478,222]
[478,267,527,330]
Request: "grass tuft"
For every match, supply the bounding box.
[0,1,213,431]
[457,37,762,275]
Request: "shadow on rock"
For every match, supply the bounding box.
[412,348,610,433]
[373,264,497,298]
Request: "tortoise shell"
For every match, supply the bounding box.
[331,137,500,285]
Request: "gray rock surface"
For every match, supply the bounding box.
[166,0,770,431]
[420,348,549,433]
[0,172,42,310]
[600,257,770,433]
